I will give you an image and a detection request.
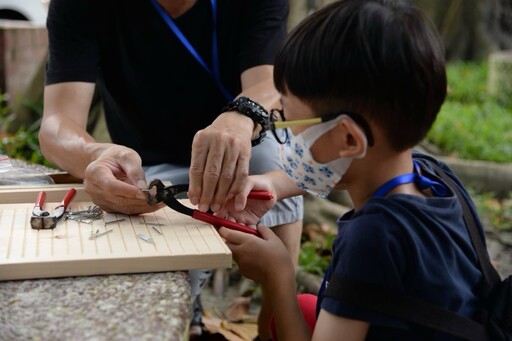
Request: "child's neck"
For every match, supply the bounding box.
[347,150,423,209]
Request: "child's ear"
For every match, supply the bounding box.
[338,117,368,159]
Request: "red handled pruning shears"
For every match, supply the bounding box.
[144,179,272,238]
[30,188,77,230]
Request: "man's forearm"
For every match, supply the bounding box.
[39,113,102,179]
[40,82,102,179]
[239,65,280,140]
[240,67,280,110]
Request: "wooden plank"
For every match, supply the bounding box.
[0,197,232,281]
[0,183,89,203]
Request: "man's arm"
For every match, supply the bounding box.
[40,82,97,177]
[40,82,159,215]
[189,64,280,213]
[240,65,280,110]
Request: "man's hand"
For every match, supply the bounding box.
[83,144,164,215]
[188,111,254,213]
[188,65,280,214]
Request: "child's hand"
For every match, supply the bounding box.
[219,225,295,286]
[214,174,277,228]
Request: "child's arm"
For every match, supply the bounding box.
[218,225,313,341]
[314,311,369,341]
[214,170,306,227]
[219,225,370,341]
[232,170,306,211]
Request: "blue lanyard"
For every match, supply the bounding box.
[372,161,448,198]
[150,0,233,102]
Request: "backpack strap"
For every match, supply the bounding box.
[324,275,488,341]
[428,162,501,289]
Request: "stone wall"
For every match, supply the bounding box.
[0,20,47,103]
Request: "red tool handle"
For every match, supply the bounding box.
[58,188,77,209]
[35,191,46,207]
[33,191,50,217]
[247,190,273,201]
[192,210,262,238]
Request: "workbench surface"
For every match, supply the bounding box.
[0,271,191,340]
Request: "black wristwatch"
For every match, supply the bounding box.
[221,96,271,146]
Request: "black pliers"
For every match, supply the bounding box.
[144,179,273,238]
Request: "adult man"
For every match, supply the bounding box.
[39,1,303,339]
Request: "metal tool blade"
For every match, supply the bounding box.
[30,215,57,230]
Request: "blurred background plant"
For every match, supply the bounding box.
[0,94,51,166]
[471,189,512,232]
[427,61,512,163]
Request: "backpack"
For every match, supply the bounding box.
[324,160,512,340]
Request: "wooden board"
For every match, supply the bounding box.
[0,187,232,281]
[0,183,89,203]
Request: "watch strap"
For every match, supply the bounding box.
[221,96,270,146]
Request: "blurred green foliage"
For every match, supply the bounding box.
[0,95,52,166]
[470,188,512,232]
[1,119,52,167]
[427,61,512,163]
[298,231,335,276]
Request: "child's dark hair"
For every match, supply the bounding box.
[274,0,447,151]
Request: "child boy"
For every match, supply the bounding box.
[218,0,488,340]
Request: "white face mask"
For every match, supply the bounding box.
[278,115,367,198]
